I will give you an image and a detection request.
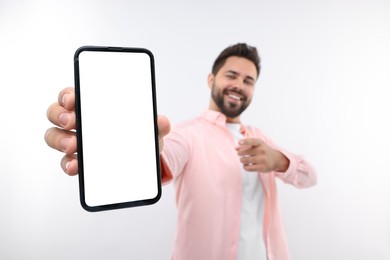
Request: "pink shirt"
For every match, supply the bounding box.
[161,110,317,260]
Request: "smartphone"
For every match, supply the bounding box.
[74,46,161,212]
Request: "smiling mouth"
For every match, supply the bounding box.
[226,91,244,102]
[228,94,241,100]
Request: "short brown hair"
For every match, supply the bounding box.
[212,43,261,78]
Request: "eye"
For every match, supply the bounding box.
[244,79,254,86]
[226,74,236,79]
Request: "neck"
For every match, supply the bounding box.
[208,99,241,123]
[226,116,240,123]
[208,106,241,123]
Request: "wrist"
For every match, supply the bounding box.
[275,153,290,172]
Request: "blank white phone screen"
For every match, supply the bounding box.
[76,48,160,211]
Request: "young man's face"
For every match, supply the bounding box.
[208,56,258,122]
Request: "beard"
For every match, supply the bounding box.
[211,83,251,118]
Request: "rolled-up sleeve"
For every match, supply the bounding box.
[275,150,317,188]
[250,126,317,189]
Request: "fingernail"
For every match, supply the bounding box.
[59,113,70,126]
[60,137,70,152]
[65,161,70,172]
[62,93,69,106]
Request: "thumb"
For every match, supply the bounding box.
[158,115,171,139]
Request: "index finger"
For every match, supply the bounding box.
[238,138,263,147]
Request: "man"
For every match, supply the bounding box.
[45,43,317,260]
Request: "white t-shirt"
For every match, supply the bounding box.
[226,123,267,260]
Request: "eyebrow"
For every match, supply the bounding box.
[226,70,256,82]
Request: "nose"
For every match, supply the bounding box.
[233,78,245,91]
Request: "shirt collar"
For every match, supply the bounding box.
[200,109,247,135]
[200,110,228,127]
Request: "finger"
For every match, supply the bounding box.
[237,146,264,157]
[243,163,266,172]
[238,138,263,147]
[157,115,170,153]
[61,154,78,176]
[46,103,76,130]
[44,127,77,155]
[158,115,171,139]
[58,87,75,110]
[240,155,269,172]
[240,154,262,165]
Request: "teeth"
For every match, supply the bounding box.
[228,94,241,100]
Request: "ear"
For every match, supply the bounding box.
[207,73,215,89]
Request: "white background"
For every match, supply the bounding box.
[0,0,389,259]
